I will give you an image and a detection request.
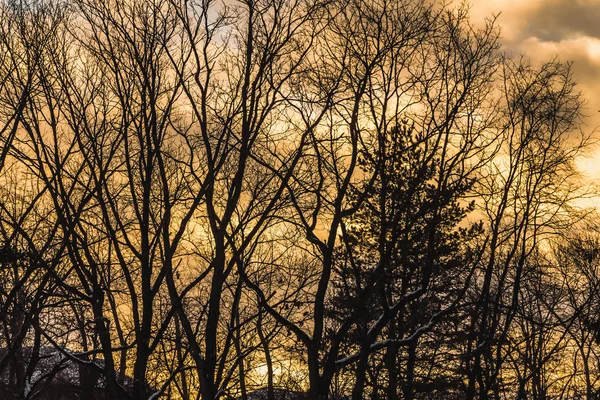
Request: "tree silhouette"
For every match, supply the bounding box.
[0,0,597,399]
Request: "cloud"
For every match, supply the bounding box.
[470,0,600,183]
[472,0,600,43]
[517,0,600,42]
[518,36,600,80]
[472,1,600,121]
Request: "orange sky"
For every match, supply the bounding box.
[471,0,600,184]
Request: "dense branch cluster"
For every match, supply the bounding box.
[0,0,596,399]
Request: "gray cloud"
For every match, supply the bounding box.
[513,0,600,42]
[473,0,600,178]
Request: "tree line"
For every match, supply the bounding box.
[0,0,598,399]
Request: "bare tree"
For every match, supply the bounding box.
[465,56,590,400]
[0,1,598,399]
